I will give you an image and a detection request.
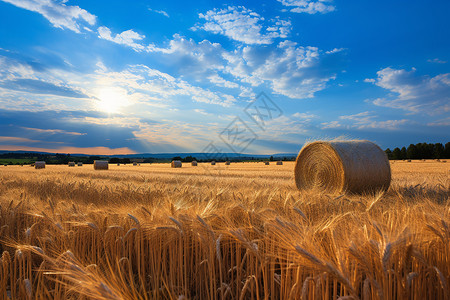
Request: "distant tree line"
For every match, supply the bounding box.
[109,157,131,164]
[385,142,450,160]
[0,153,106,165]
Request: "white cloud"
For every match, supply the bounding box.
[427,117,450,127]
[292,112,317,120]
[0,53,237,113]
[20,127,86,135]
[93,22,342,100]
[368,67,450,114]
[427,58,447,64]
[92,64,236,107]
[146,36,344,99]
[194,6,291,44]
[1,0,96,33]
[0,54,89,100]
[194,108,210,115]
[98,26,146,51]
[320,120,341,129]
[208,74,239,88]
[278,0,335,14]
[321,111,409,130]
[147,35,227,77]
[238,86,256,98]
[224,41,344,99]
[148,8,169,18]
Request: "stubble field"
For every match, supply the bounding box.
[0,161,449,299]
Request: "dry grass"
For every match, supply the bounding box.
[0,161,449,299]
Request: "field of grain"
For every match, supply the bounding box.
[0,161,449,299]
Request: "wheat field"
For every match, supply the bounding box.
[0,161,449,299]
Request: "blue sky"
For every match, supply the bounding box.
[0,0,448,155]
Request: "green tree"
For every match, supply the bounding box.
[433,143,444,159]
[392,148,401,160]
[406,144,418,159]
[444,142,450,158]
[400,147,407,159]
[385,148,392,159]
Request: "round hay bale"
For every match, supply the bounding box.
[294,140,391,194]
[211,161,216,165]
[94,160,109,170]
[35,161,45,169]
[171,160,182,168]
[276,161,283,165]
[407,159,411,162]
[77,162,83,166]
[191,161,198,166]
[117,163,120,166]
[265,161,270,165]
[68,162,75,167]
[225,161,230,165]
[133,162,138,166]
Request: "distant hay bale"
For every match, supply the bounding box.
[407,159,411,162]
[133,162,138,166]
[211,161,216,165]
[276,161,283,165]
[265,161,270,165]
[171,160,182,168]
[225,161,230,165]
[294,140,391,194]
[77,162,83,166]
[436,159,440,162]
[94,160,109,170]
[68,162,75,167]
[117,163,120,166]
[35,161,45,169]
[191,161,198,166]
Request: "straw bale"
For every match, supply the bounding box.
[294,140,391,194]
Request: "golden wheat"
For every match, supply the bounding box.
[0,161,448,299]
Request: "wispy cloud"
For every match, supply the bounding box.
[367,67,450,114]
[0,0,96,33]
[148,8,169,18]
[193,6,291,44]
[0,145,136,155]
[0,136,42,143]
[278,0,335,14]
[98,26,146,51]
[427,117,450,127]
[0,78,88,98]
[321,111,410,130]
[208,74,239,88]
[91,64,237,107]
[20,127,86,136]
[427,58,447,64]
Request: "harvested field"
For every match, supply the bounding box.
[0,161,449,299]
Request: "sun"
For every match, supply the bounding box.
[96,87,129,114]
